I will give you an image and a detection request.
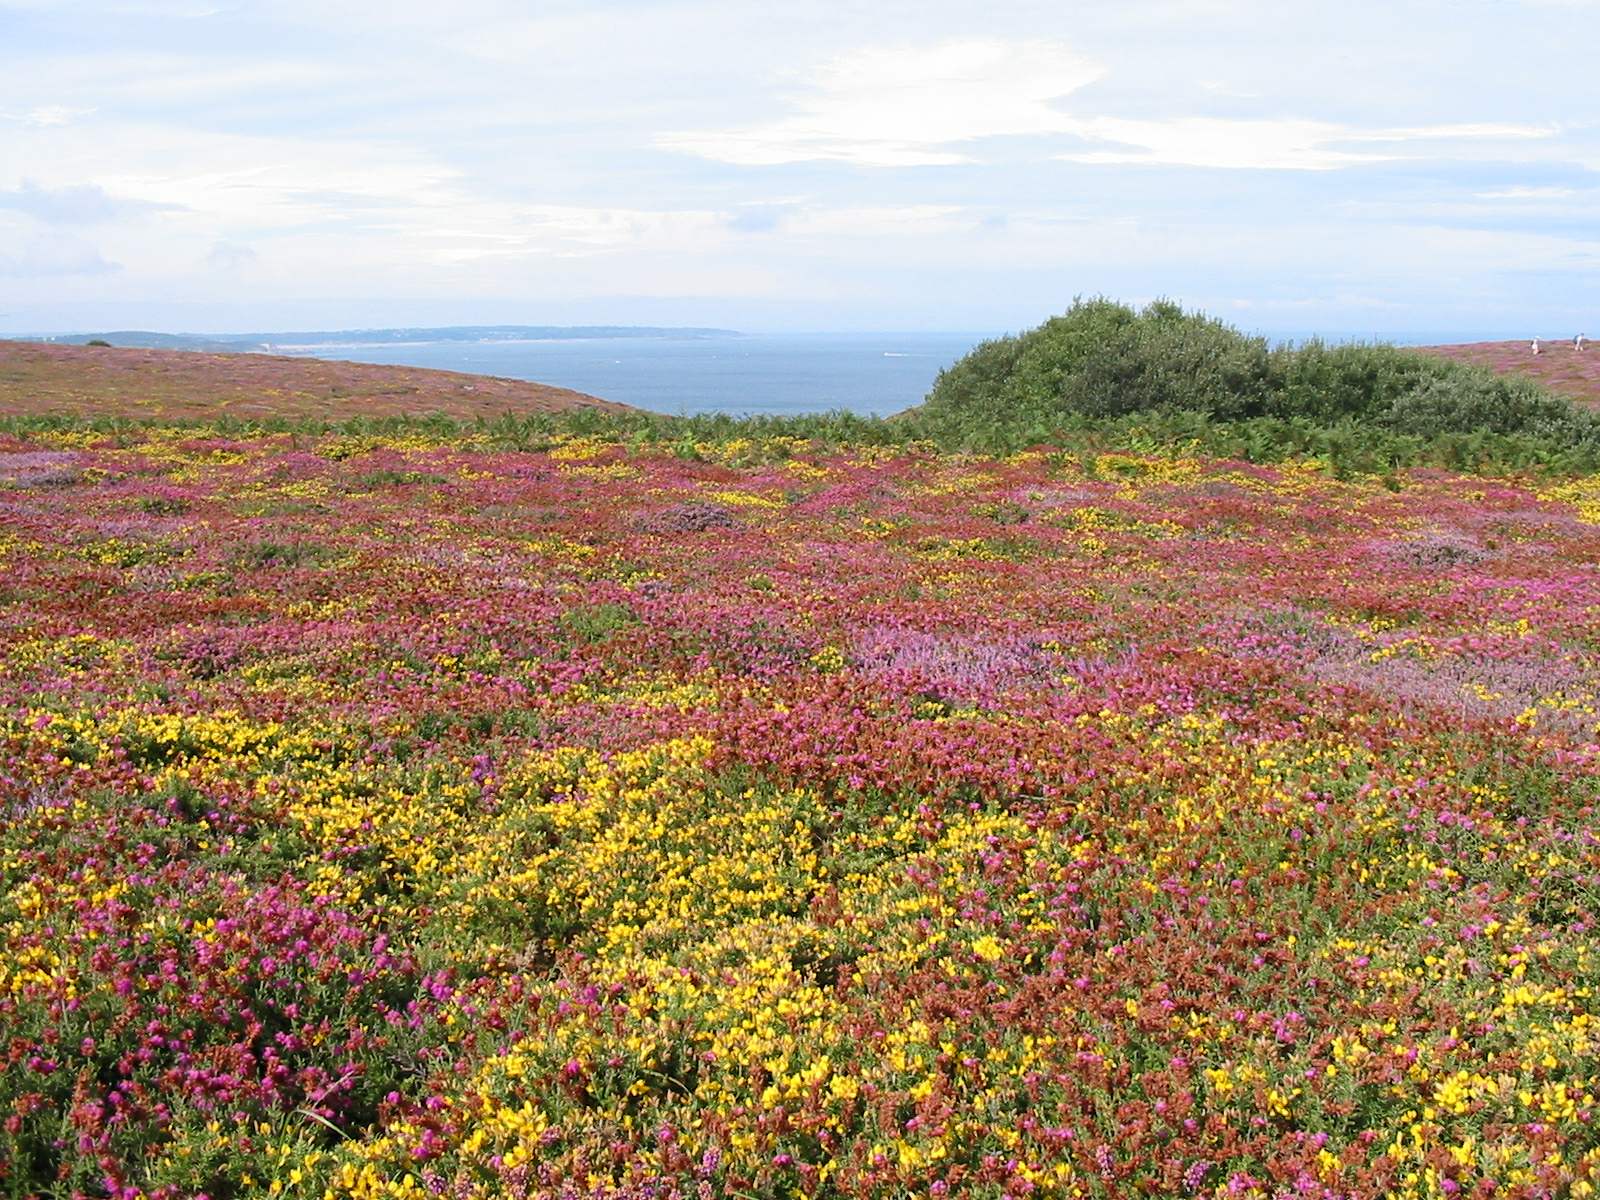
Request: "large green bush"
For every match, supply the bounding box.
[915,298,1600,458]
[921,298,1274,437]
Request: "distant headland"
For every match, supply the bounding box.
[10,325,743,353]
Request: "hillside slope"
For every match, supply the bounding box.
[1413,339,1600,408]
[0,340,630,421]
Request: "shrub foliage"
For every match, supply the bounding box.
[916,298,1600,462]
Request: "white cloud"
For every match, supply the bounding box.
[1060,118,1552,171]
[0,180,175,223]
[659,39,1105,167]
[1062,117,1377,170]
[206,240,257,270]
[2,53,343,107]
[4,1,230,13]
[7,120,461,226]
[781,205,969,236]
[2,3,1597,331]
[413,204,729,262]
[1223,294,1402,312]
[662,37,1555,172]
[0,234,120,278]
[1355,124,1553,144]
[1475,185,1580,201]
[1,105,97,127]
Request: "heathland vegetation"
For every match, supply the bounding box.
[0,340,624,424]
[1418,337,1600,408]
[5,420,1600,1200]
[3,310,1600,1197]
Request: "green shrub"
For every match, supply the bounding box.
[348,468,446,490]
[915,297,1600,463]
[1263,340,1437,423]
[921,299,1273,436]
[1381,372,1591,441]
[560,602,640,644]
[230,540,332,570]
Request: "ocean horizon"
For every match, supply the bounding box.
[260,331,981,417]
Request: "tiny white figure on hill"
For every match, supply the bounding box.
[1577,333,1588,352]
[1532,337,1541,355]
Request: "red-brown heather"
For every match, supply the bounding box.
[1413,339,1600,409]
[0,340,632,421]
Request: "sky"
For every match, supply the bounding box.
[1,0,1597,336]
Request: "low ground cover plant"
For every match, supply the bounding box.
[2,424,1599,1198]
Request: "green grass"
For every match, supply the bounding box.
[8,403,1600,478]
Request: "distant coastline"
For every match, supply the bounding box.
[7,325,743,354]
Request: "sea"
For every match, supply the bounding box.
[268,332,986,418]
[262,328,1527,419]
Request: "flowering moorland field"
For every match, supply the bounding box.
[3,427,1600,1200]
[1415,343,1600,411]
[0,343,624,424]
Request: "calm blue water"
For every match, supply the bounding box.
[270,333,989,417]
